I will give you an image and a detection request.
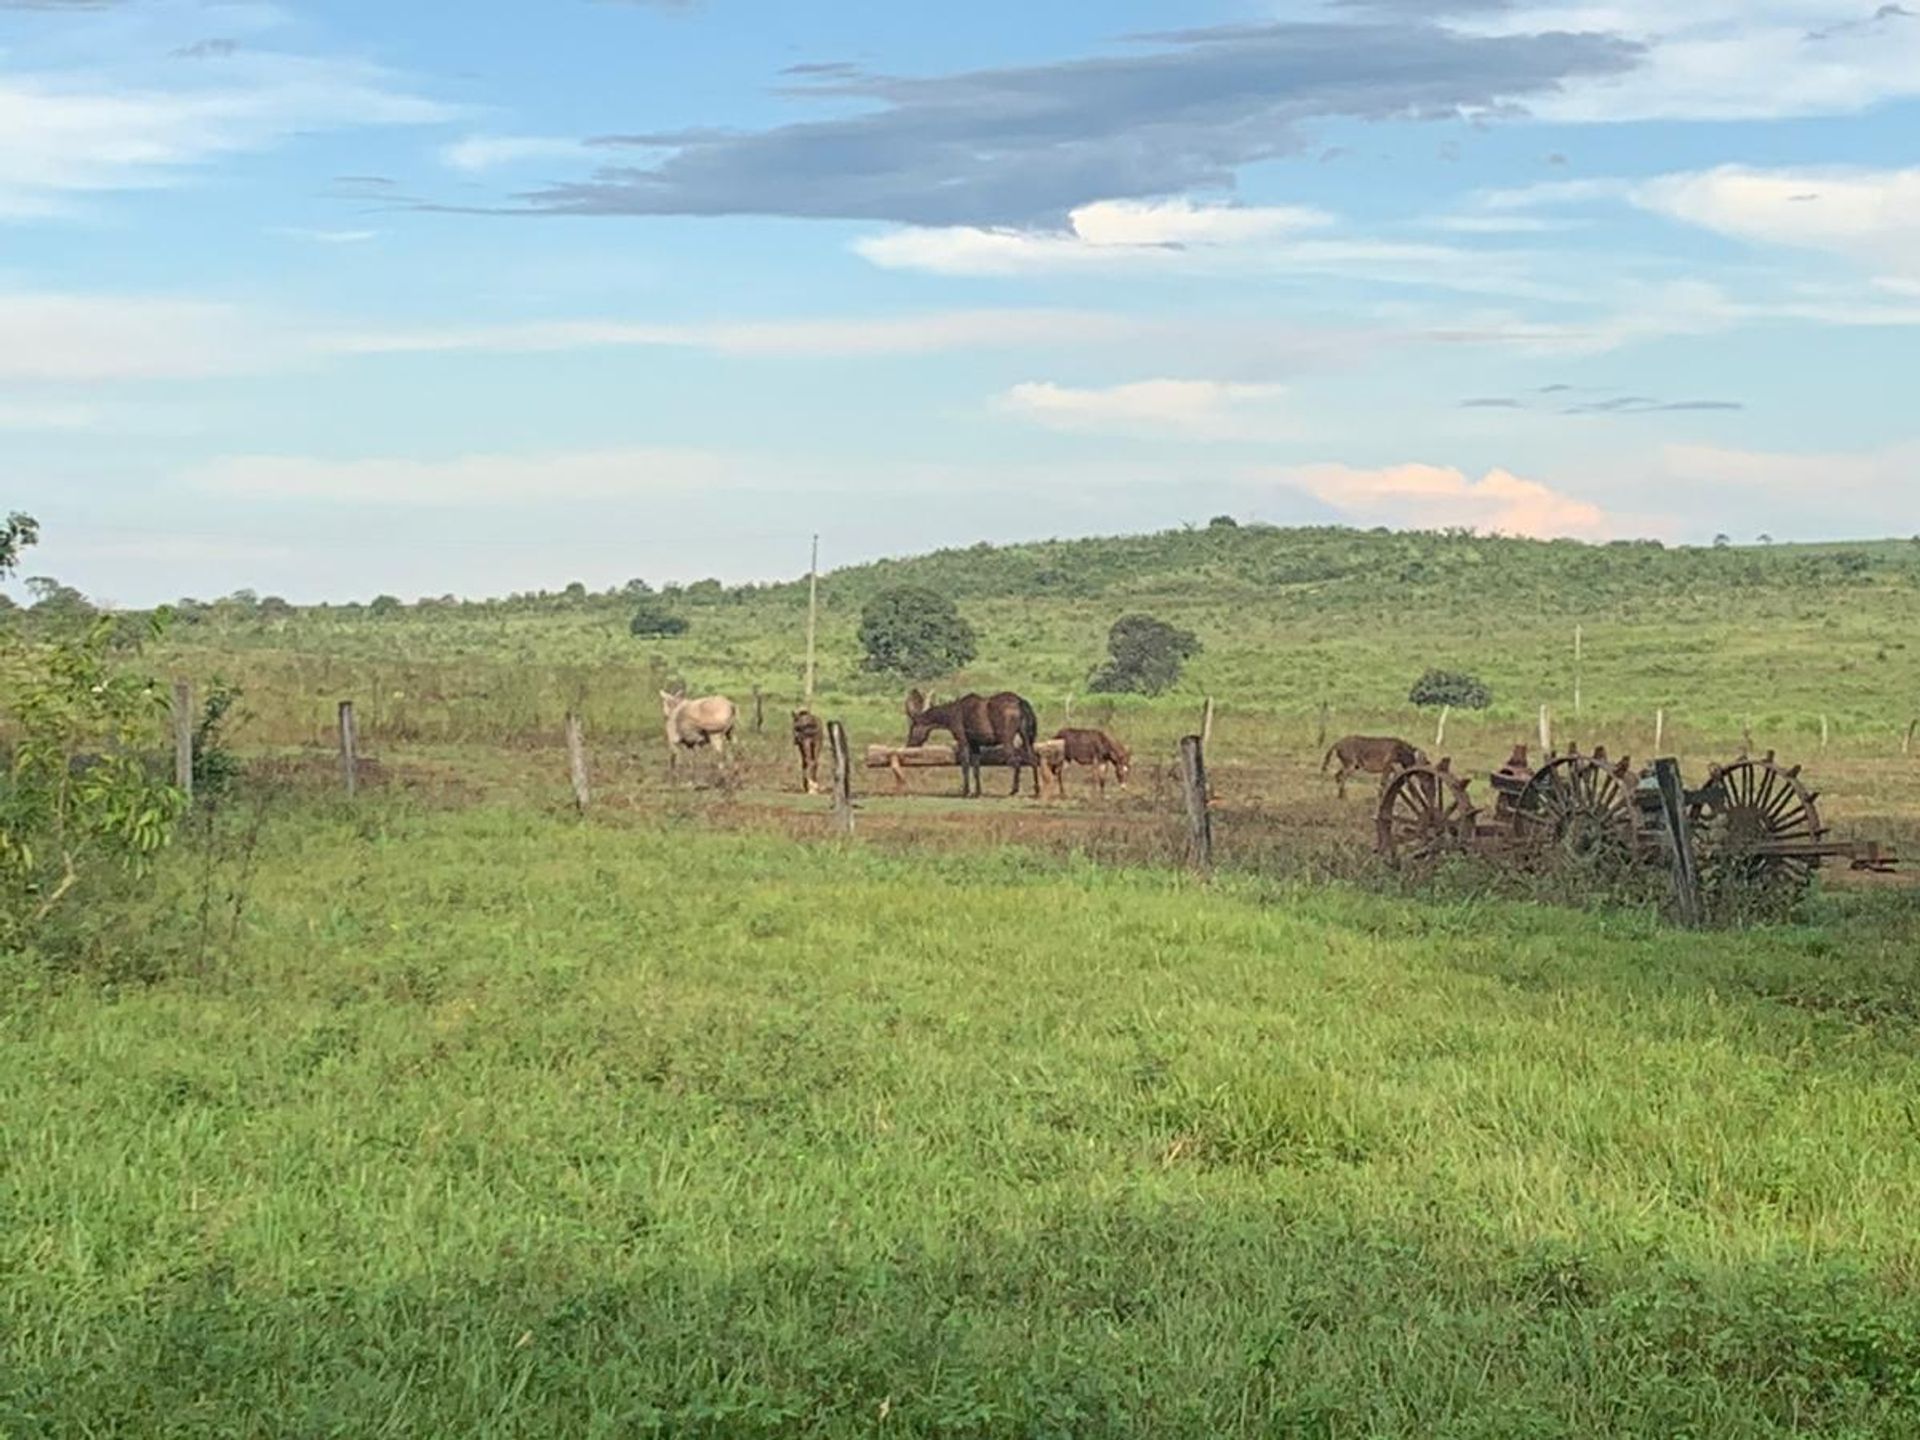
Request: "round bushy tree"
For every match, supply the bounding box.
[859,586,977,678]
[1089,613,1201,695]
[629,595,690,637]
[1408,669,1492,710]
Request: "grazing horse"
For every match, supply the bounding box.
[1323,734,1427,799]
[791,709,823,795]
[661,690,737,773]
[905,688,1039,797]
[1046,727,1132,798]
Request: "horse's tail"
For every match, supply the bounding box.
[1018,698,1038,753]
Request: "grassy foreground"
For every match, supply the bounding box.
[6,805,1920,1436]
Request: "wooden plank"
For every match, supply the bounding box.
[564,711,591,813]
[1179,735,1213,878]
[1651,757,1702,928]
[828,720,854,836]
[864,743,962,769]
[172,680,194,805]
[338,700,358,799]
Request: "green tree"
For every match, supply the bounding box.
[1089,613,1200,695]
[1,512,37,577]
[630,595,690,638]
[858,587,977,678]
[368,594,403,618]
[1409,669,1492,710]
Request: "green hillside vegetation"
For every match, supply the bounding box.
[96,525,1920,749]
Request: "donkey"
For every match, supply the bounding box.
[1323,734,1427,799]
[905,688,1039,798]
[661,690,737,773]
[791,708,823,795]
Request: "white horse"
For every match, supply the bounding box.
[661,690,737,773]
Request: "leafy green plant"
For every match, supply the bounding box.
[858,586,977,678]
[1089,613,1200,695]
[0,614,186,950]
[191,679,248,801]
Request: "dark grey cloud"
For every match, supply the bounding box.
[1808,4,1916,41]
[1467,389,1745,415]
[780,61,864,79]
[506,18,1639,226]
[171,38,239,60]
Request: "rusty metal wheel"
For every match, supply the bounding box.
[1513,747,1638,867]
[1376,760,1477,867]
[1691,751,1824,897]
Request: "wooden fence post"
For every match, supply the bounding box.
[1200,696,1215,750]
[1178,735,1213,878]
[338,700,358,799]
[828,720,854,836]
[1434,703,1451,750]
[1654,707,1666,755]
[1741,718,1754,757]
[172,680,194,806]
[752,686,765,734]
[1820,714,1830,751]
[564,711,591,813]
[1651,757,1703,928]
[1064,692,1074,724]
[1538,704,1552,755]
[1907,718,1918,757]
[1316,700,1330,752]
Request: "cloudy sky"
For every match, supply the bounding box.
[5,0,1918,603]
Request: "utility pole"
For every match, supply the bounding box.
[804,533,820,708]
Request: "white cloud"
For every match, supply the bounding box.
[1662,440,1920,495]
[1634,165,1920,276]
[855,197,1331,276]
[0,292,281,380]
[999,379,1293,442]
[0,53,449,219]
[0,401,95,431]
[326,308,1136,359]
[193,448,731,504]
[272,227,378,244]
[440,134,593,173]
[1274,461,1613,538]
[1466,1,1920,122]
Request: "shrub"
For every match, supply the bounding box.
[630,596,690,638]
[0,615,186,952]
[1409,669,1492,710]
[1089,613,1201,695]
[368,594,403,618]
[858,587,977,679]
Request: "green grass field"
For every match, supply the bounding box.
[9,525,1920,1434]
[5,803,1920,1436]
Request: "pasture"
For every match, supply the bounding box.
[8,807,1920,1436]
[8,524,1920,1435]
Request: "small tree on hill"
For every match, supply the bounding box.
[859,586,977,678]
[368,594,403,618]
[1409,669,1492,711]
[1089,613,1200,695]
[630,593,690,638]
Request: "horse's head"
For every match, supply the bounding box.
[659,689,685,718]
[1111,742,1133,787]
[905,689,925,719]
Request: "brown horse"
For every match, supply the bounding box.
[905,688,1039,797]
[1047,727,1132,798]
[791,709,823,795]
[1323,734,1427,799]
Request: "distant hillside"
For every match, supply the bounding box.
[796,524,1920,619]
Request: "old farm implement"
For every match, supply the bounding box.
[1375,745,1895,895]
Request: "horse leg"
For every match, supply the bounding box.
[1335,764,1348,800]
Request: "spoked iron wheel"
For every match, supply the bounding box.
[1691,752,1825,899]
[1376,760,1478,868]
[1513,748,1638,869]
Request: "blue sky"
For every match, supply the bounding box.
[5,0,1918,604]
